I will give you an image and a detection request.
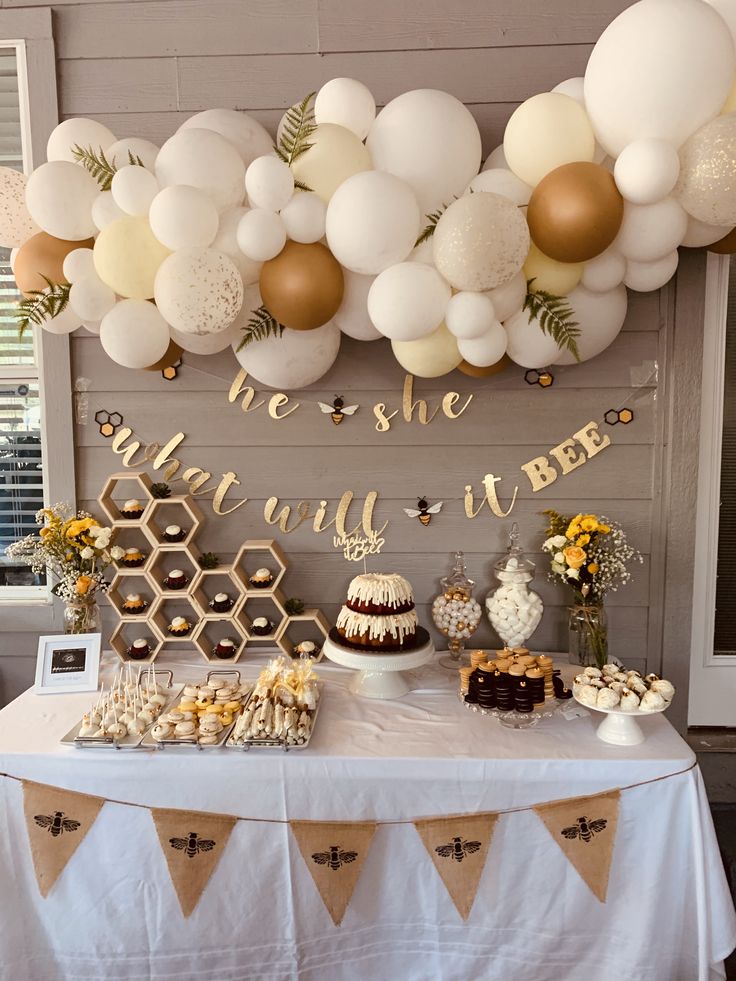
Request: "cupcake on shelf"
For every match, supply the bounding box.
[168,615,193,637]
[213,638,237,659]
[209,592,235,614]
[127,638,151,660]
[121,593,146,614]
[120,498,144,520]
[163,568,189,590]
[120,546,147,568]
[250,616,274,636]
[249,567,274,589]
[293,640,321,660]
[162,524,186,543]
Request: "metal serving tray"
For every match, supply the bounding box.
[141,669,249,751]
[224,682,323,752]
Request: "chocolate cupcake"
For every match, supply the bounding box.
[213,638,237,659]
[121,546,146,568]
[168,616,192,637]
[163,568,188,590]
[120,498,144,520]
[127,638,151,660]
[293,640,321,660]
[162,524,186,543]
[122,593,146,614]
[249,567,274,589]
[250,616,273,636]
[209,592,235,614]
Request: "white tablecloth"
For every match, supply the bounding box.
[0,654,733,981]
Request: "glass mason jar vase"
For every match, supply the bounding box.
[63,598,102,635]
[568,603,608,668]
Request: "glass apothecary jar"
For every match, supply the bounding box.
[486,523,543,651]
[432,551,482,667]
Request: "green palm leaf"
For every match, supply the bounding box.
[523,279,581,362]
[275,91,317,187]
[236,305,285,351]
[16,278,71,340]
[71,144,146,190]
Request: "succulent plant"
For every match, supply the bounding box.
[151,482,171,499]
[198,551,219,570]
[285,597,305,615]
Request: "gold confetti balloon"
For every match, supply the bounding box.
[675,113,736,227]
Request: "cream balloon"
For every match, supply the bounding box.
[504,308,564,369]
[367,89,482,214]
[457,321,507,366]
[445,291,497,340]
[69,274,116,322]
[91,191,125,231]
[551,77,585,104]
[179,109,273,167]
[93,216,170,299]
[245,155,295,213]
[581,248,626,292]
[234,320,341,389]
[280,192,326,244]
[681,215,736,247]
[468,168,532,206]
[614,197,688,261]
[0,168,39,249]
[107,137,159,172]
[236,208,286,262]
[333,269,381,340]
[367,262,451,341]
[25,162,98,240]
[624,251,680,291]
[614,138,680,205]
[290,123,372,204]
[110,165,159,216]
[100,299,170,369]
[212,206,262,285]
[315,78,376,141]
[148,185,219,250]
[155,128,245,212]
[524,243,583,295]
[62,247,95,283]
[504,93,595,187]
[39,304,81,335]
[554,284,628,364]
[483,144,508,171]
[391,322,462,378]
[154,248,243,334]
[584,0,736,157]
[326,170,421,275]
[675,113,736,225]
[47,118,116,164]
[486,271,526,321]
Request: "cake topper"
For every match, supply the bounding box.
[318,395,359,425]
[404,496,443,526]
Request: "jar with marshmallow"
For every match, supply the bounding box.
[486,523,543,650]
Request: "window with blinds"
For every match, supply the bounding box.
[714,254,736,654]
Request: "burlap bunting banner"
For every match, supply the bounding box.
[533,790,620,903]
[413,812,499,920]
[290,820,376,926]
[151,807,237,917]
[22,779,105,897]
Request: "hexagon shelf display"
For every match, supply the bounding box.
[232,540,287,594]
[110,619,164,665]
[236,589,288,642]
[148,545,202,598]
[150,594,201,645]
[107,569,158,620]
[276,610,330,663]
[110,524,154,573]
[193,618,247,664]
[98,471,155,526]
[145,496,204,548]
[193,569,244,620]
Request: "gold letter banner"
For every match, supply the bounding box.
[533,790,620,903]
[151,807,237,917]
[290,820,377,926]
[22,779,105,897]
[413,813,499,920]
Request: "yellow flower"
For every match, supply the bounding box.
[75,575,93,595]
[563,545,587,569]
[598,524,611,534]
[39,527,54,539]
[565,514,583,538]
[65,517,98,539]
[576,534,590,546]
[587,563,599,574]
[580,515,599,533]
[65,551,74,562]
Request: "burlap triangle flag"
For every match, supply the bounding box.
[151,807,237,917]
[533,789,620,902]
[414,812,498,919]
[22,779,105,897]
[290,820,376,926]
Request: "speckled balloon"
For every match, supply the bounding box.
[154,247,244,334]
[675,114,736,227]
[0,167,38,248]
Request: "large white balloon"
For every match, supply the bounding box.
[236,209,286,262]
[40,305,81,335]
[110,165,159,216]
[326,170,421,275]
[614,138,680,205]
[445,291,497,340]
[212,206,262,285]
[614,197,688,261]
[100,299,170,369]
[245,155,294,213]
[179,109,274,167]
[367,262,451,341]
[25,162,98,240]
[91,191,125,231]
[69,274,116,322]
[333,269,381,341]
[468,169,532,206]
[554,284,628,364]
[458,321,507,366]
[504,308,564,369]
[584,0,736,156]
[154,248,244,334]
[315,78,376,141]
[551,77,585,104]
[170,316,244,355]
[234,320,341,389]
[280,192,326,244]
[391,323,462,378]
[581,248,626,292]
[483,145,508,171]
[47,118,116,163]
[504,93,596,187]
[62,247,95,284]
[155,128,245,212]
[106,137,159,172]
[148,185,219,250]
[681,215,736,247]
[624,251,680,291]
[485,271,526,321]
[367,89,482,214]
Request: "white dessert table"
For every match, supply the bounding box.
[0,651,733,981]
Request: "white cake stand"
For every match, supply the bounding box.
[323,634,435,699]
[573,694,670,746]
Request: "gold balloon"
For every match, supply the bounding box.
[523,242,582,295]
[143,339,182,371]
[14,231,94,296]
[708,226,736,254]
[527,162,624,264]
[458,355,511,378]
[259,240,344,331]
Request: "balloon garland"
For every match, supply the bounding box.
[7,0,736,387]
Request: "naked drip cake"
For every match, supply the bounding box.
[336,573,419,651]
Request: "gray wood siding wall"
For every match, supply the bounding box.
[2,0,689,705]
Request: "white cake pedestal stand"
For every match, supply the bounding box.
[323,636,436,699]
[573,696,669,746]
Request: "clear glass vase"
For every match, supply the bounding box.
[64,598,102,635]
[568,604,608,668]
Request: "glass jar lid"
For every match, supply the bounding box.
[440,550,475,598]
[494,522,535,583]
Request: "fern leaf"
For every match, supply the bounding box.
[71,144,118,190]
[236,305,285,351]
[275,91,317,167]
[415,204,448,247]
[16,278,71,340]
[293,178,314,193]
[127,150,146,167]
[523,279,581,362]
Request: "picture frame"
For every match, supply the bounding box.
[34,633,101,695]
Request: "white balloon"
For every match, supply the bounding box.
[100,299,170,369]
[233,320,341,389]
[69,274,116,322]
[236,209,286,261]
[681,215,735,247]
[40,305,81,335]
[179,109,274,167]
[62,248,95,284]
[674,113,736,225]
[485,271,526,321]
[91,191,125,231]
[468,168,532,206]
[9,247,18,273]
[367,89,482,214]
[315,78,377,141]
[554,284,628,364]
[154,248,244,334]
[83,320,101,335]
[155,128,245,212]
[333,269,381,340]
[170,316,243,354]
[483,145,508,171]
[551,77,585,104]
[457,321,507,366]
[367,262,451,341]
[280,192,326,244]
[614,197,688,262]
[106,137,159,172]
[47,118,116,163]
[706,0,736,48]
[148,185,219,250]
[584,0,736,156]
[212,206,262,285]
[407,238,435,265]
[326,170,421,275]
[111,165,160,216]
[25,161,98,240]
[445,291,497,340]
[614,139,680,205]
[504,308,563,369]
[581,248,626,292]
[245,155,294,212]
[624,251,680,291]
